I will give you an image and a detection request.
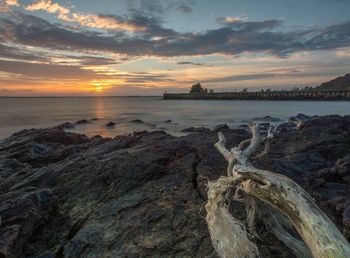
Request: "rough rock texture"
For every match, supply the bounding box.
[105,121,116,128]
[180,127,210,133]
[75,119,90,125]
[213,124,229,132]
[249,116,281,122]
[130,119,144,124]
[0,115,350,257]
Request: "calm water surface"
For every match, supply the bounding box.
[1,97,350,139]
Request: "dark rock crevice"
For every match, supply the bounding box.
[191,150,204,200]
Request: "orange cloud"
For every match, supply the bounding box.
[4,0,19,6]
[69,13,146,31]
[26,0,69,18]
[25,0,145,31]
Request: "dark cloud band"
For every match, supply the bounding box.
[1,12,350,59]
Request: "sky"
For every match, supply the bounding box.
[0,0,350,96]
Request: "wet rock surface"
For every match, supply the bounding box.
[130,119,144,123]
[0,115,350,257]
[56,122,75,130]
[74,119,90,125]
[180,127,210,133]
[105,121,116,128]
[213,124,229,132]
[249,115,281,122]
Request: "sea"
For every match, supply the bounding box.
[1,96,350,140]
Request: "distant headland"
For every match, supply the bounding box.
[164,74,350,100]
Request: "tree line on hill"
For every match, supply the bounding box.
[189,74,350,93]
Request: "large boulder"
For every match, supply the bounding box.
[181,127,210,133]
[213,124,229,132]
[1,115,350,257]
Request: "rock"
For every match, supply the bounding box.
[56,122,75,130]
[259,122,270,131]
[0,188,58,258]
[288,114,319,130]
[90,118,98,121]
[344,205,350,239]
[180,127,210,133]
[105,121,116,128]
[250,115,281,122]
[276,123,296,132]
[130,119,144,123]
[343,206,350,227]
[1,114,350,257]
[75,119,90,125]
[238,124,249,130]
[294,113,317,121]
[213,124,229,132]
[164,120,172,123]
[331,155,350,183]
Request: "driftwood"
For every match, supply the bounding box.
[205,123,350,258]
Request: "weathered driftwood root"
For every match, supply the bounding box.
[205,123,350,258]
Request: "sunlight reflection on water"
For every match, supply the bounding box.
[0,97,350,139]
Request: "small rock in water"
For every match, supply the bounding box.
[276,123,297,132]
[181,127,210,133]
[130,119,144,123]
[90,118,98,121]
[213,123,229,132]
[105,121,116,128]
[75,119,90,125]
[250,115,281,122]
[289,113,317,122]
[238,124,249,130]
[57,122,75,129]
[164,120,172,123]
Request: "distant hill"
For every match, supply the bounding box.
[316,74,350,91]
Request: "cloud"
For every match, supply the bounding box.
[217,16,247,24]
[218,17,283,32]
[176,4,193,13]
[25,0,147,31]
[0,43,48,62]
[107,14,178,37]
[23,1,181,33]
[2,12,350,60]
[67,13,147,31]
[128,0,166,17]
[0,42,119,66]
[74,56,118,66]
[24,0,187,33]
[0,87,34,93]
[4,0,19,6]
[0,59,100,80]
[127,0,194,17]
[177,61,203,66]
[205,73,291,83]
[0,56,175,87]
[26,0,69,17]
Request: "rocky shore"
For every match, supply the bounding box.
[1,115,350,257]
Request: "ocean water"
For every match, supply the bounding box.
[0,97,350,139]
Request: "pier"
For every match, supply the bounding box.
[163,90,350,100]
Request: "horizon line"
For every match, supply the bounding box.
[0,95,163,98]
